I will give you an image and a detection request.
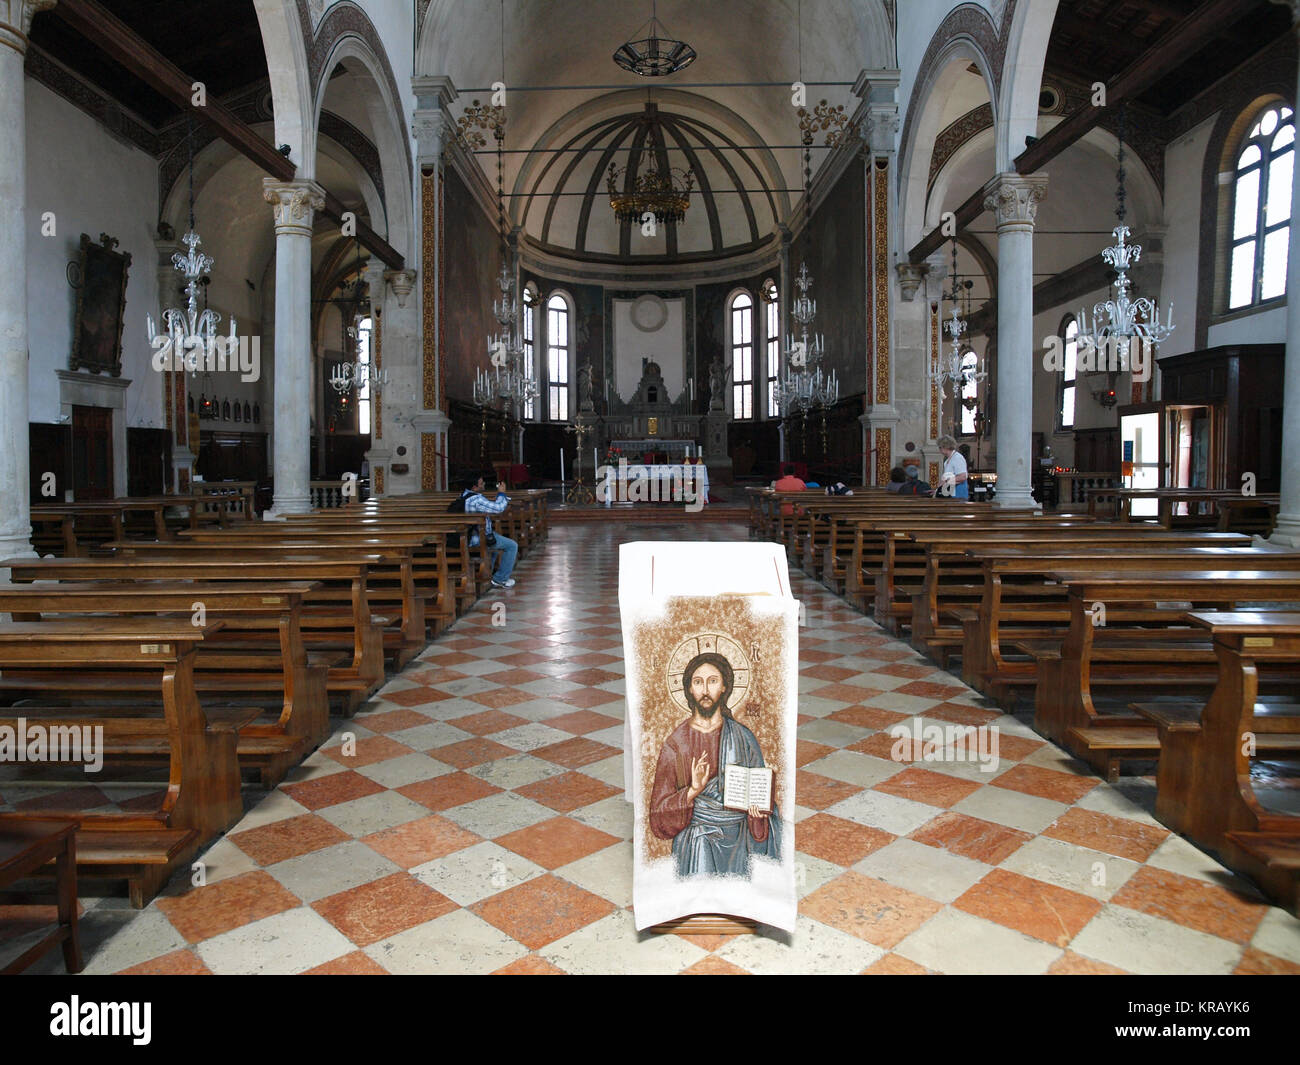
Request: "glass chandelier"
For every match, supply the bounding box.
[774,263,837,415]
[1076,107,1174,367]
[929,238,986,399]
[329,239,389,395]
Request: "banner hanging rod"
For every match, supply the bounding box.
[456,81,857,92]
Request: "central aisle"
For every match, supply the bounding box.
[54,521,1300,974]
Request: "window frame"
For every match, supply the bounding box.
[522,284,538,421]
[728,289,755,421]
[1227,104,1294,311]
[1057,314,1078,433]
[544,291,572,423]
[762,279,780,419]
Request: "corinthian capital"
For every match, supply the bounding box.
[1,0,56,48]
[982,173,1048,231]
[412,111,453,168]
[263,179,326,235]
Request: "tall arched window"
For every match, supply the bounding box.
[546,293,570,422]
[356,315,373,435]
[1059,316,1077,431]
[522,285,537,420]
[1229,104,1294,309]
[730,291,754,420]
[762,279,780,418]
[959,350,978,436]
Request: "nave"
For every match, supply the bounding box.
[5,521,1298,976]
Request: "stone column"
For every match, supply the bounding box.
[263,178,325,516]
[363,258,390,497]
[1268,0,1300,546]
[983,172,1048,510]
[0,1,55,561]
[412,75,456,491]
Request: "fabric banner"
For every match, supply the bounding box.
[619,542,799,932]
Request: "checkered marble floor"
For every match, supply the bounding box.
[7,519,1300,975]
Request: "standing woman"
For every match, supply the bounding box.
[933,435,969,500]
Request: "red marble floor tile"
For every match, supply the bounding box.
[427,738,519,769]
[15,786,110,812]
[991,764,1099,804]
[558,688,624,709]
[543,710,622,735]
[440,636,494,650]
[117,789,169,814]
[229,813,351,866]
[808,682,891,704]
[156,870,300,943]
[873,662,941,680]
[1042,808,1170,863]
[861,954,935,975]
[796,813,895,866]
[495,816,621,869]
[320,735,415,768]
[561,667,622,686]
[353,708,436,734]
[827,704,904,729]
[799,650,842,664]
[117,949,212,975]
[493,954,568,974]
[794,770,862,810]
[479,668,548,686]
[953,868,1102,946]
[984,732,1046,762]
[681,956,750,975]
[924,702,1002,727]
[566,652,622,667]
[407,663,472,682]
[1047,952,1127,975]
[470,874,616,950]
[495,652,552,667]
[795,740,837,767]
[672,932,732,953]
[1234,947,1300,975]
[909,811,1033,865]
[362,814,483,867]
[447,710,531,736]
[464,687,539,710]
[1109,865,1269,943]
[800,664,861,682]
[302,951,390,975]
[534,737,622,769]
[281,770,387,811]
[893,680,970,700]
[397,771,504,812]
[873,767,983,809]
[513,772,621,813]
[384,685,455,707]
[850,732,928,763]
[802,871,942,948]
[313,872,457,947]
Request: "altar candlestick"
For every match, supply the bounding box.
[560,448,565,483]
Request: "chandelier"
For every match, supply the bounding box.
[613,0,696,77]
[774,264,838,415]
[607,160,694,225]
[474,261,537,409]
[929,239,986,400]
[329,241,389,395]
[1076,107,1173,368]
[147,119,236,375]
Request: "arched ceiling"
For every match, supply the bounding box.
[420,0,894,258]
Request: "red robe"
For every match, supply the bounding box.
[649,719,771,843]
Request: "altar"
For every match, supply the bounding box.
[599,461,709,507]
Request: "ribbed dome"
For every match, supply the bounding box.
[518,101,782,262]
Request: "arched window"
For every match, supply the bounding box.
[546,293,570,422]
[522,285,537,420]
[356,315,373,435]
[730,291,754,420]
[959,350,978,436]
[1229,104,1294,309]
[762,279,780,418]
[1059,316,1077,431]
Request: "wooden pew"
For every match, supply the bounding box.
[0,618,244,907]
[1032,570,1300,778]
[1140,612,1300,915]
[0,581,327,788]
[3,557,385,715]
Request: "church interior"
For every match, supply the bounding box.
[2,0,1300,979]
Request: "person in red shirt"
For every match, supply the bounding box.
[772,470,806,516]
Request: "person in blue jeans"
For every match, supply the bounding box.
[932,435,970,500]
[464,471,519,588]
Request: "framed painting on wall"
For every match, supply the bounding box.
[70,232,132,377]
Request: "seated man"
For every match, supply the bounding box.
[771,468,806,517]
[464,471,519,588]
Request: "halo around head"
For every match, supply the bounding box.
[666,631,752,715]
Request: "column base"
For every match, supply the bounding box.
[992,487,1041,512]
[0,533,37,563]
[266,494,313,519]
[1262,516,1300,549]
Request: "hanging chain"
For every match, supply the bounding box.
[1115,103,1127,226]
[186,113,196,232]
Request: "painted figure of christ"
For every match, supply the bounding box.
[649,651,782,877]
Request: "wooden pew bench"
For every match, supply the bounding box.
[0,618,243,907]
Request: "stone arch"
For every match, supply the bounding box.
[252,0,315,175]
[997,0,1059,173]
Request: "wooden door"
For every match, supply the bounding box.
[72,405,113,500]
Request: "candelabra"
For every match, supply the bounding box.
[774,264,838,416]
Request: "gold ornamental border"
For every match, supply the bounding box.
[873,158,890,406]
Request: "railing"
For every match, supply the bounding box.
[310,480,370,509]
[1056,472,1118,507]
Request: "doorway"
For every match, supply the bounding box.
[72,405,113,500]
